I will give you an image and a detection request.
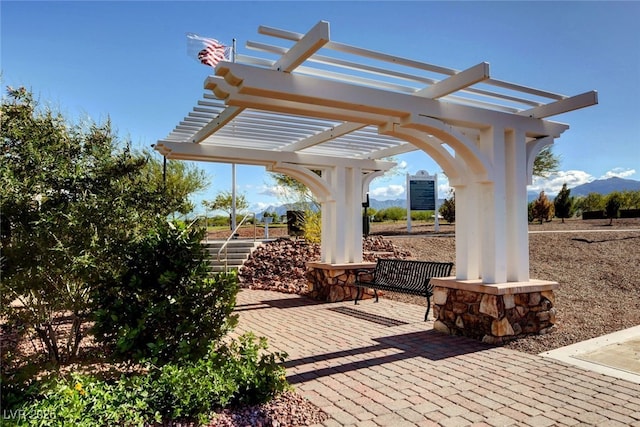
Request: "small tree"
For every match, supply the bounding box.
[605,192,622,225]
[531,191,554,224]
[439,190,455,224]
[620,190,640,209]
[269,172,320,212]
[269,172,322,242]
[533,146,560,178]
[202,191,249,227]
[553,183,573,223]
[576,192,605,213]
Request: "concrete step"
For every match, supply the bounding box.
[202,240,263,274]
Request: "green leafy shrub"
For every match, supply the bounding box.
[1,87,208,364]
[410,210,434,221]
[152,333,289,420]
[91,220,239,364]
[4,334,288,426]
[373,206,405,222]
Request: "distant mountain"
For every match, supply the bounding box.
[368,198,448,210]
[258,177,640,215]
[570,177,640,197]
[257,202,318,219]
[257,197,450,218]
[527,177,640,202]
[369,198,405,210]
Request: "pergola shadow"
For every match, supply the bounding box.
[285,330,492,384]
[234,294,326,312]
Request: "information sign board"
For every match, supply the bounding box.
[409,179,436,211]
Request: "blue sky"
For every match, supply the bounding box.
[2,1,639,215]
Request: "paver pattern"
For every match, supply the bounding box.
[232,289,640,426]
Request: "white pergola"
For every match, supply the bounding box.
[156,21,597,285]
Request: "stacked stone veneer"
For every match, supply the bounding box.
[430,278,558,344]
[305,262,377,302]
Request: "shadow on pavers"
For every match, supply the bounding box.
[285,330,492,384]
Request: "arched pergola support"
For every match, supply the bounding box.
[155,141,395,264]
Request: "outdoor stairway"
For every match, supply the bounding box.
[202,240,262,273]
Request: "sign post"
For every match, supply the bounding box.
[406,170,439,233]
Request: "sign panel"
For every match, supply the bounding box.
[409,179,436,211]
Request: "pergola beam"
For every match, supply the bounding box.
[215,62,570,137]
[520,90,599,119]
[416,62,490,99]
[190,106,243,144]
[271,20,330,72]
[155,141,395,171]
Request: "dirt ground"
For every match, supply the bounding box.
[380,218,640,354]
[215,217,640,354]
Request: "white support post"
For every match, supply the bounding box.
[454,184,469,279]
[454,183,480,280]
[406,172,412,233]
[505,129,530,281]
[434,173,440,232]
[478,127,507,284]
[345,166,364,263]
[231,163,237,232]
[320,200,333,263]
[330,166,347,263]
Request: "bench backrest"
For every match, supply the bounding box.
[374,258,453,293]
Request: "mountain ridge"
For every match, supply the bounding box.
[255,177,640,215]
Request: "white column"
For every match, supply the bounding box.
[478,127,507,284]
[454,183,480,280]
[344,166,364,263]
[505,129,530,281]
[329,166,347,263]
[320,201,331,263]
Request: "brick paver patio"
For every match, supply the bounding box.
[232,289,640,426]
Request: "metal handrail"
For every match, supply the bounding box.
[217,212,257,269]
[187,215,207,238]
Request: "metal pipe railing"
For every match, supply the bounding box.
[217,212,257,271]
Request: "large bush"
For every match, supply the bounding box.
[0,87,208,363]
[91,220,239,364]
[373,206,406,222]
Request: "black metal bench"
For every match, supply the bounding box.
[354,258,454,321]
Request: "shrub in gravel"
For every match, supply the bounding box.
[3,333,289,427]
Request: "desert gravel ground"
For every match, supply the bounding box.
[379,218,640,354]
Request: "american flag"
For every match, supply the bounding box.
[186,33,231,68]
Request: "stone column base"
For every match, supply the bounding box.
[430,277,559,344]
[305,262,377,302]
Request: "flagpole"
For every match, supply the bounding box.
[232,38,236,62]
[231,163,237,233]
